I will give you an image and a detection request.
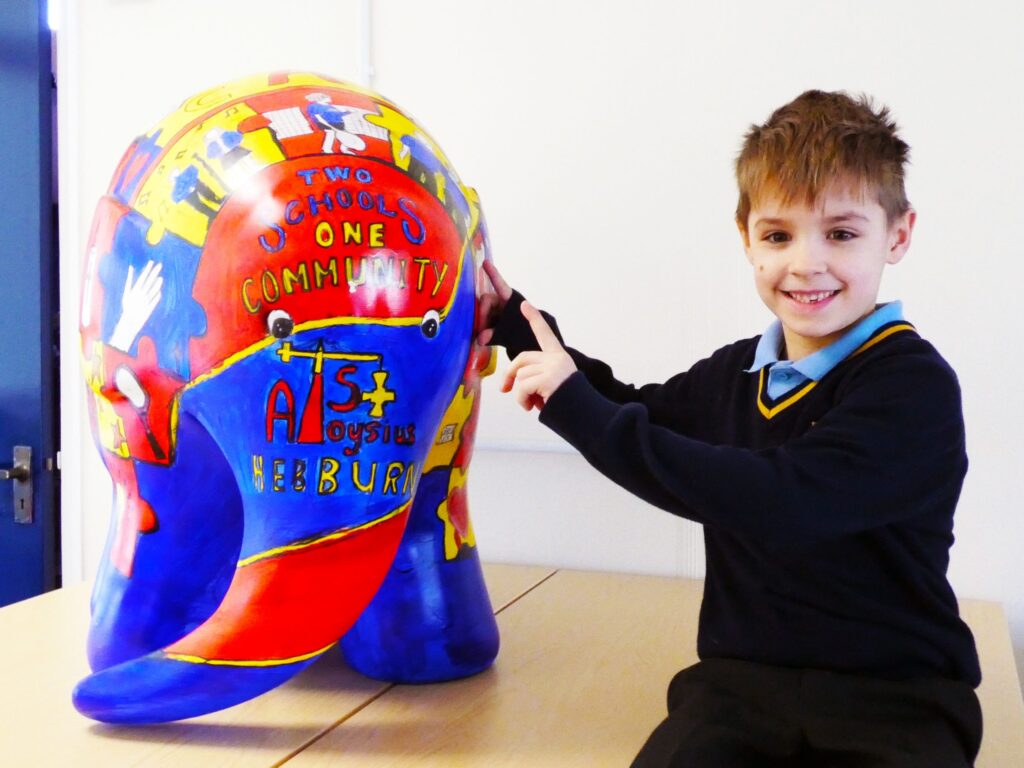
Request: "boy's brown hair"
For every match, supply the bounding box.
[735,89,911,229]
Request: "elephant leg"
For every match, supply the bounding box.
[341,349,500,683]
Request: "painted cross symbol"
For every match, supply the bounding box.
[362,370,396,418]
[276,341,379,372]
[275,341,394,417]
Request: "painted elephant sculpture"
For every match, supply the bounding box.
[74,73,499,724]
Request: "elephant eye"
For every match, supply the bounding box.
[420,309,440,339]
[267,309,294,339]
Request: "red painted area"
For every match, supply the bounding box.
[296,362,325,444]
[105,453,158,579]
[128,84,393,207]
[82,393,158,579]
[80,197,130,339]
[107,141,150,198]
[455,346,491,470]
[85,197,129,262]
[165,506,409,662]
[237,87,394,165]
[93,338,182,466]
[265,380,296,442]
[189,156,462,376]
[446,486,470,549]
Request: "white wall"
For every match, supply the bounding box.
[58,0,366,580]
[61,1,1024,691]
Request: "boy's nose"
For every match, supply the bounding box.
[787,239,828,275]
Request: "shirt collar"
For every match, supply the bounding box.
[746,301,905,379]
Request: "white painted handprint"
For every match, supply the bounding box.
[109,261,163,353]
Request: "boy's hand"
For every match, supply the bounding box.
[476,260,512,346]
[501,302,577,411]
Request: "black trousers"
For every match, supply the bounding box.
[631,659,982,768]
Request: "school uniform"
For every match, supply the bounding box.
[492,292,982,767]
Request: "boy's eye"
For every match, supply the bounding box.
[764,231,790,244]
[828,229,856,241]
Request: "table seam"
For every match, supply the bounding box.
[270,567,561,765]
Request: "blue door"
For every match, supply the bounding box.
[0,0,60,606]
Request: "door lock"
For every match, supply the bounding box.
[0,446,32,524]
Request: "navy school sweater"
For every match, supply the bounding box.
[493,291,981,686]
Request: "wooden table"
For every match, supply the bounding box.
[2,565,1021,766]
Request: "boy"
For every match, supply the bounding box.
[479,90,982,767]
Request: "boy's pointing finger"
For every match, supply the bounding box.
[521,301,562,352]
[501,351,541,392]
[482,259,512,301]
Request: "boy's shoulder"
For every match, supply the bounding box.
[824,323,965,420]
[842,322,960,385]
[699,322,962,402]
[696,334,762,372]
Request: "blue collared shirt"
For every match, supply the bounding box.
[746,302,905,399]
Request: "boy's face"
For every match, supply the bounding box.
[740,184,915,361]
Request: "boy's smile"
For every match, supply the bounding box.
[741,185,915,361]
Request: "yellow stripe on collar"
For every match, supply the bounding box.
[757,368,817,419]
[850,323,916,358]
[756,323,916,420]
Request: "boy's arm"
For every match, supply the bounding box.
[538,353,967,546]
[490,289,689,408]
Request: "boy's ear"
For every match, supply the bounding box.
[886,209,916,265]
[737,219,752,260]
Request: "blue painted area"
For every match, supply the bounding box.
[75,79,495,717]
[79,227,477,721]
[110,131,162,205]
[340,467,500,683]
[204,129,243,159]
[87,414,243,671]
[98,211,207,379]
[401,134,444,175]
[180,295,473,562]
[400,135,469,222]
[337,249,499,683]
[307,101,349,129]
[170,165,201,203]
[73,652,315,724]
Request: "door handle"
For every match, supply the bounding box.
[0,446,32,524]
